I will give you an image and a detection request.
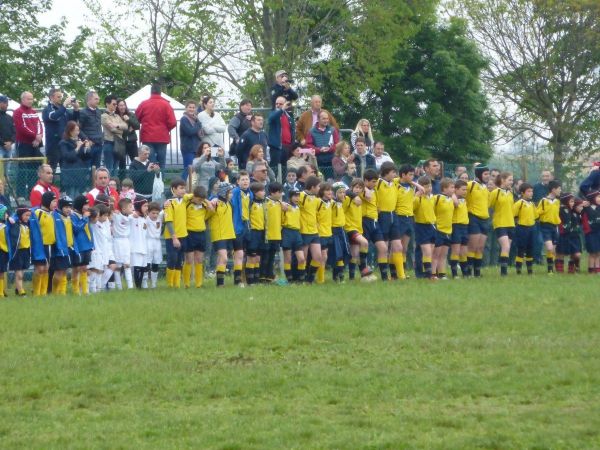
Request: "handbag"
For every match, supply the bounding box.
[152,172,165,203]
[113,135,127,159]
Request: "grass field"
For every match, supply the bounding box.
[1,272,600,449]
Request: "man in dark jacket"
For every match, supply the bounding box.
[270,70,298,109]
[179,100,202,180]
[353,137,376,177]
[0,95,15,158]
[580,165,600,196]
[227,99,252,158]
[268,96,295,169]
[236,114,268,170]
[42,88,80,170]
[78,90,103,168]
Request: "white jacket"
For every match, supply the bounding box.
[198,110,226,147]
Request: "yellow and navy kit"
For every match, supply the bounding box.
[317,199,333,237]
[433,194,454,234]
[513,199,537,226]
[395,182,416,216]
[466,180,490,219]
[249,199,265,231]
[283,204,301,230]
[375,178,398,213]
[163,197,188,238]
[18,224,31,249]
[0,224,8,253]
[265,197,282,241]
[452,198,469,225]
[35,209,56,245]
[241,189,251,222]
[361,189,378,220]
[206,200,235,242]
[184,193,208,232]
[489,188,515,228]
[61,214,74,247]
[343,195,363,234]
[413,195,436,225]
[332,201,345,228]
[299,191,319,235]
[537,197,561,225]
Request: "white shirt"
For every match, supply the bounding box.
[111,211,132,238]
[91,220,114,264]
[146,214,163,240]
[129,215,147,254]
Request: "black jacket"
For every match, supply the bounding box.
[270,83,298,109]
[78,107,103,144]
[0,110,15,143]
[59,139,91,187]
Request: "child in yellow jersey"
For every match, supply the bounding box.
[432,178,456,280]
[299,176,322,284]
[163,178,188,288]
[0,205,9,296]
[489,172,515,276]
[182,186,213,288]
[32,191,57,296]
[343,178,375,282]
[206,182,235,287]
[536,180,562,274]
[450,180,470,278]
[466,165,491,277]
[331,183,350,282]
[513,183,538,274]
[262,182,284,282]
[361,169,386,280]
[9,207,32,296]
[316,182,334,284]
[282,190,306,283]
[50,197,77,295]
[245,182,266,285]
[413,176,436,279]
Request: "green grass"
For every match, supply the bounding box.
[1,272,600,449]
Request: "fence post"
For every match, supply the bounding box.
[91,166,96,190]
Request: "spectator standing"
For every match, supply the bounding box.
[268,96,295,169]
[13,91,43,158]
[86,167,119,207]
[270,69,299,109]
[59,121,91,198]
[228,99,253,158]
[129,145,160,198]
[116,99,140,169]
[372,141,394,170]
[192,142,225,191]
[135,84,177,168]
[350,119,374,153]
[237,114,268,170]
[305,111,340,168]
[78,90,103,168]
[580,165,600,196]
[29,164,60,208]
[42,88,80,170]
[353,137,376,177]
[423,158,442,194]
[179,100,202,180]
[198,95,226,149]
[296,95,340,145]
[101,95,128,173]
[332,141,354,180]
[0,95,15,158]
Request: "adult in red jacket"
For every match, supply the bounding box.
[86,167,119,207]
[135,84,176,169]
[30,164,61,208]
[13,91,44,195]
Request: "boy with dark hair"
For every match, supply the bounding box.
[282,189,305,282]
[71,195,93,295]
[394,164,422,279]
[32,191,57,296]
[206,183,236,287]
[231,170,252,286]
[51,197,77,294]
[316,182,334,283]
[450,179,469,277]
[182,186,212,288]
[245,182,267,285]
[557,193,582,274]
[362,168,386,280]
[263,182,284,282]
[299,176,322,283]
[513,182,537,275]
[413,176,436,279]
[130,198,149,288]
[9,207,32,296]
[466,165,491,277]
[376,162,401,279]
[163,178,188,287]
[536,179,561,273]
[432,178,455,280]
[145,202,163,288]
[112,197,134,289]
[581,191,600,274]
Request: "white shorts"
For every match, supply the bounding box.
[113,238,131,265]
[89,249,104,271]
[130,252,147,267]
[147,238,163,265]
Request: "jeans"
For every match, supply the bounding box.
[102,141,115,174]
[181,152,195,180]
[90,143,103,168]
[316,152,333,169]
[144,142,167,169]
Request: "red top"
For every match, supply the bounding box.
[86,186,119,207]
[13,105,42,144]
[30,182,60,208]
[135,94,177,143]
[280,114,292,146]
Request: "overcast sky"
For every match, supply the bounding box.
[38,0,92,38]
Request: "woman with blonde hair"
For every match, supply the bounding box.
[246,144,276,182]
[350,118,374,153]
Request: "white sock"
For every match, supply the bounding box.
[142,272,148,289]
[114,270,123,290]
[124,267,133,289]
[88,272,97,293]
[151,271,158,288]
[101,268,114,287]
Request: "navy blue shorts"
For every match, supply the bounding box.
[0,250,8,273]
[451,224,469,245]
[320,235,333,248]
[302,233,320,246]
[363,217,384,243]
[282,228,303,251]
[585,232,600,254]
[32,244,52,265]
[468,214,489,235]
[346,230,361,244]
[245,230,266,256]
[185,230,207,253]
[331,227,350,262]
[166,239,184,269]
[10,248,31,271]
[434,230,452,247]
[415,223,436,245]
[51,254,72,271]
[557,233,582,255]
[378,212,399,241]
[213,239,233,252]
[495,227,515,240]
[515,225,535,256]
[540,223,559,244]
[73,249,92,267]
[393,215,414,238]
[233,225,248,251]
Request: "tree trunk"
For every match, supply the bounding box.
[551,138,566,180]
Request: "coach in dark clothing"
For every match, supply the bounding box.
[580,166,600,196]
[78,90,103,168]
[42,88,80,170]
[236,114,268,170]
[270,70,298,109]
[0,96,15,157]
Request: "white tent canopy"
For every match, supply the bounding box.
[124,85,185,112]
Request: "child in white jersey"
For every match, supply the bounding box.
[112,198,134,289]
[145,202,163,288]
[89,204,117,293]
[130,198,148,288]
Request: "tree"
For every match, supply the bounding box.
[457,0,600,177]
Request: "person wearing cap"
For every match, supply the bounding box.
[31,190,58,296]
[296,95,339,146]
[71,195,93,295]
[581,190,600,274]
[465,164,491,277]
[270,70,298,110]
[206,182,235,287]
[556,193,582,274]
[0,95,16,158]
[0,204,10,297]
[8,206,33,296]
[30,164,61,208]
[42,87,80,170]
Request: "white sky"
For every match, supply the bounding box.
[38,0,92,39]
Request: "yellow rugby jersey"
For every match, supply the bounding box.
[395,182,415,216]
[434,194,454,234]
[35,209,56,245]
[299,191,319,235]
[343,196,363,233]
[466,180,490,219]
[452,198,469,225]
[513,199,537,226]
[361,189,378,219]
[249,200,265,231]
[332,201,345,228]
[184,194,208,232]
[489,188,515,228]
[61,215,74,247]
[163,197,188,238]
[206,200,235,241]
[241,190,251,222]
[375,179,398,212]
[0,224,8,252]
[537,197,560,225]
[283,204,301,230]
[317,199,333,237]
[413,195,436,225]
[265,198,282,241]
[19,224,31,249]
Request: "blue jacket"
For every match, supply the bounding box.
[268,108,295,150]
[52,210,78,257]
[1,222,12,260]
[237,128,268,168]
[231,186,253,235]
[7,217,26,262]
[71,212,94,252]
[28,209,48,262]
[179,115,202,154]
[580,170,600,197]
[42,103,79,150]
